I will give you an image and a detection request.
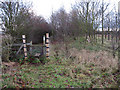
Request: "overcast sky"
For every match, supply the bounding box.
[25,0,76,19]
[23,0,120,20]
[0,0,120,19]
[0,0,120,31]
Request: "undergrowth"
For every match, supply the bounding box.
[2,37,119,88]
[2,57,119,88]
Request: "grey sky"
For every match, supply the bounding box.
[0,0,120,31]
[0,0,120,19]
[26,0,120,20]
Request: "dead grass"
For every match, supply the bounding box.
[50,41,118,70]
[69,48,118,69]
[48,40,119,88]
[2,62,19,74]
[2,38,119,88]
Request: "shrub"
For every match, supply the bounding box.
[2,34,14,62]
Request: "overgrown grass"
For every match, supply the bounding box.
[2,58,119,88]
[2,37,119,88]
[69,37,111,52]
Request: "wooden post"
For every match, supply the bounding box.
[43,35,45,45]
[22,35,27,59]
[43,35,46,56]
[45,33,50,58]
[30,41,32,54]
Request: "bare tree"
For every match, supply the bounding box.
[73,0,103,41]
[50,7,70,41]
[101,0,109,44]
[106,13,110,40]
[0,0,32,38]
[118,1,120,72]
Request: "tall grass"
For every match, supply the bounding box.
[2,37,119,88]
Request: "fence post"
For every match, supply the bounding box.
[22,35,27,59]
[45,33,50,58]
[43,35,45,45]
[30,41,32,54]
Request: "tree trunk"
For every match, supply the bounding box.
[108,27,110,40]
[116,15,118,43]
[102,0,104,44]
[85,2,89,41]
[118,31,120,72]
[112,32,115,58]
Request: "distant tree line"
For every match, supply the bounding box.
[49,0,114,43]
[0,0,120,63]
[0,0,119,44]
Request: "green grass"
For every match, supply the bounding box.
[2,37,119,88]
[2,57,119,88]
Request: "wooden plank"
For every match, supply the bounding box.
[16,44,23,55]
[12,43,32,46]
[31,44,44,47]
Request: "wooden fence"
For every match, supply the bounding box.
[12,33,50,59]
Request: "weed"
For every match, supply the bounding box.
[2,37,119,88]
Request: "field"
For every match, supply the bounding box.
[2,37,119,88]
[1,0,120,89]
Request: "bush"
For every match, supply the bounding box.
[2,34,14,62]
